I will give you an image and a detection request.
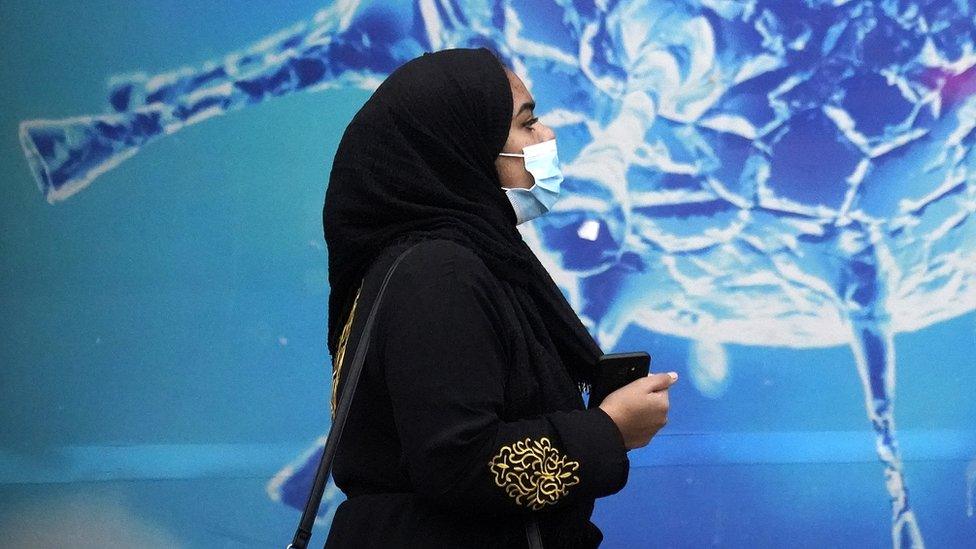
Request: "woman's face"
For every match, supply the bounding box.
[495,69,556,190]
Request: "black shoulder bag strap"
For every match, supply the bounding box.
[288,242,421,549]
[287,241,544,549]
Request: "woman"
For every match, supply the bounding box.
[322,48,676,548]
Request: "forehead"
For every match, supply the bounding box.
[505,70,533,114]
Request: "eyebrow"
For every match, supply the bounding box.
[516,100,536,117]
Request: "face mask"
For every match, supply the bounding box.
[498,138,564,225]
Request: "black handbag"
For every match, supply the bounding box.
[288,242,544,549]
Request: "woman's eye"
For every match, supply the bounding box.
[524,117,539,129]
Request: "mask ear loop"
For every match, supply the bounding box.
[498,148,533,192]
[498,151,527,191]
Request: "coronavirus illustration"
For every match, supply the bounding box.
[19,1,975,546]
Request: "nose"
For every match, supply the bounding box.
[538,121,556,142]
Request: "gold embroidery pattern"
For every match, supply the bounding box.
[488,437,580,510]
[331,283,363,419]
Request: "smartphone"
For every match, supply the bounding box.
[587,351,651,409]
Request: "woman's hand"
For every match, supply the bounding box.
[598,372,678,450]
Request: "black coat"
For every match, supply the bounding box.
[325,240,630,548]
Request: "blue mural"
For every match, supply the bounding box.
[13,1,976,547]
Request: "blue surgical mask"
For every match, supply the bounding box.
[499,138,564,225]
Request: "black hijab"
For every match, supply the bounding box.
[322,47,602,389]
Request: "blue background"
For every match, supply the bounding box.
[1,1,974,547]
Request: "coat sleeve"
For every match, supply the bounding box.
[377,241,629,516]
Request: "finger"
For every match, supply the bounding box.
[652,372,678,393]
[644,389,669,407]
[641,372,678,392]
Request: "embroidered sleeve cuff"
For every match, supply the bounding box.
[488,436,581,510]
[546,407,630,499]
